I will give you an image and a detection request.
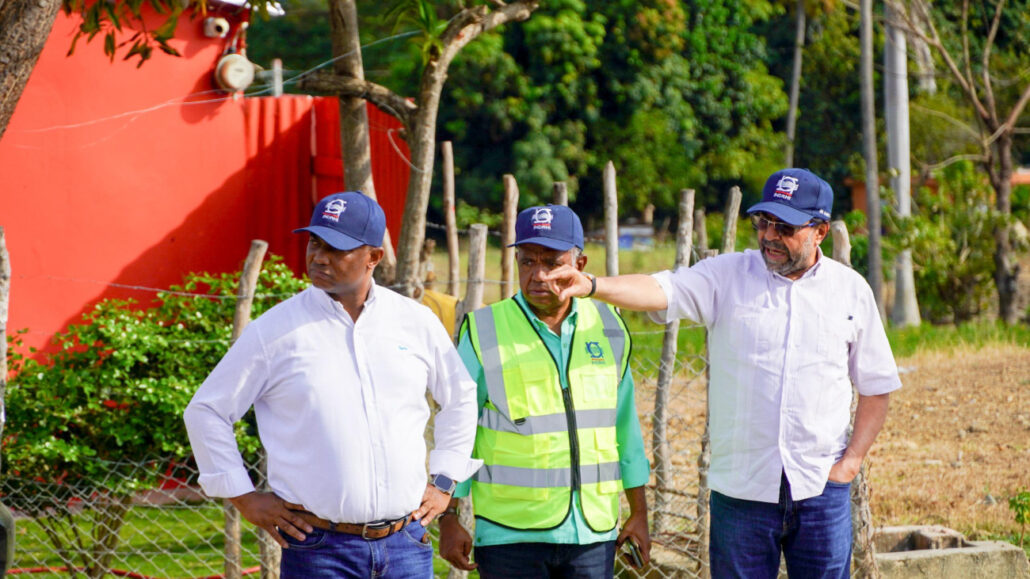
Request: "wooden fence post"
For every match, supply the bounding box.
[831,220,852,267]
[456,225,487,326]
[225,240,270,579]
[697,188,742,579]
[0,227,9,467]
[829,222,880,578]
[603,161,619,276]
[0,227,15,573]
[552,182,568,206]
[501,176,519,300]
[695,209,708,253]
[653,190,694,537]
[721,187,742,254]
[447,226,488,579]
[441,141,460,297]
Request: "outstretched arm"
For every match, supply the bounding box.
[540,266,669,312]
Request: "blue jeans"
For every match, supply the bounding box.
[709,472,852,579]
[475,541,617,579]
[279,520,433,578]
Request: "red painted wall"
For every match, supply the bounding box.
[0,11,410,354]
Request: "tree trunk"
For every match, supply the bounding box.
[394,63,447,297]
[784,0,805,168]
[328,0,397,285]
[0,0,62,141]
[884,9,920,328]
[860,0,885,322]
[988,133,1020,325]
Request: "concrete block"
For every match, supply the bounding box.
[874,526,1030,579]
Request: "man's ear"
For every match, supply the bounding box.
[368,247,385,268]
[576,253,588,272]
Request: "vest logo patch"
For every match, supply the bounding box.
[585,341,605,364]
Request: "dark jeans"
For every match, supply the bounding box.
[709,472,853,579]
[475,541,617,579]
[279,520,433,579]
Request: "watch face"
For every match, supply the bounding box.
[433,474,455,493]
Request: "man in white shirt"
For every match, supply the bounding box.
[184,191,482,579]
[541,168,902,578]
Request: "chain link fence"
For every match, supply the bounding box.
[0,322,711,579]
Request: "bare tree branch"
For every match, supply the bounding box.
[296,71,417,129]
[978,0,1006,125]
[914,153,988,174]
[910,102,983,140]
[438,0,539,68]
[1001,81,1030,135]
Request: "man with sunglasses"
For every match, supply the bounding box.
[542,168,901,578]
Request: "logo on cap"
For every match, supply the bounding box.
[773,176,800,201]
[532,207,553,231]
[322,199,346,223]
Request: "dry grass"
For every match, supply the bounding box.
[869,344,1030,542]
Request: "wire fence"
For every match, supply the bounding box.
[1,321,711,579]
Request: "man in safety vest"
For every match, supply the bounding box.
[439,205,651,578]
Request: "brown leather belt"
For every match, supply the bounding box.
[284,504,411,540]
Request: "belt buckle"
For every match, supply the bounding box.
[362,520,390,540]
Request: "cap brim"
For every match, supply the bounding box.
[508,237,579,251]
[746,202,815,226]
[293,226,364,250]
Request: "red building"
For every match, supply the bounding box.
[0,7,410,354]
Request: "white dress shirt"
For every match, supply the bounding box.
[184,283,482,523]
[651,249,901,503]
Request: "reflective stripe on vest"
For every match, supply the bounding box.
[467,297,630,531]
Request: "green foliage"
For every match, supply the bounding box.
[758,3,867,196]
[3,256,305,569]
[435,0,787,221]
[383,0,449,65]
[889,163,1006,324]
[1010,490,1030,547]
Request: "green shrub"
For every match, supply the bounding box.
[3,256,306,577]
[890,162,1003,324]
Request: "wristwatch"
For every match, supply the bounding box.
[429,473,456,495]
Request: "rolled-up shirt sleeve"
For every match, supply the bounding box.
[183,324,268,499]
[426,319,484,482]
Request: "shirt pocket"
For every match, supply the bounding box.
[728,305,782,364]
[815,312,856,374]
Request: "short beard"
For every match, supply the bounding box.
[761,239,816,277]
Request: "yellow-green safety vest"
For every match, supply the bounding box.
[464,297,631,532]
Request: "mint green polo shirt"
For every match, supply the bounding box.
[455,292,650,546]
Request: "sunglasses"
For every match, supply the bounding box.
[750,214,820,237]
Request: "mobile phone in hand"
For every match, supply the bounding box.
[622,538,644,568]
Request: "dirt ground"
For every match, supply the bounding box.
[869,344,1030,540]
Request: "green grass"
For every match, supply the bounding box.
[11,505,263,578]
[12,505,454,578]
[886,320,1030,358]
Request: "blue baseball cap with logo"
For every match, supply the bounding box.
[510,205,584,251]
[746,168,834,225]
[293,191,386,250]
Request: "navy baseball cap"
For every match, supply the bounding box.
[510,205,584,251]
[293,191,386,250]
[747,168,834,225]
